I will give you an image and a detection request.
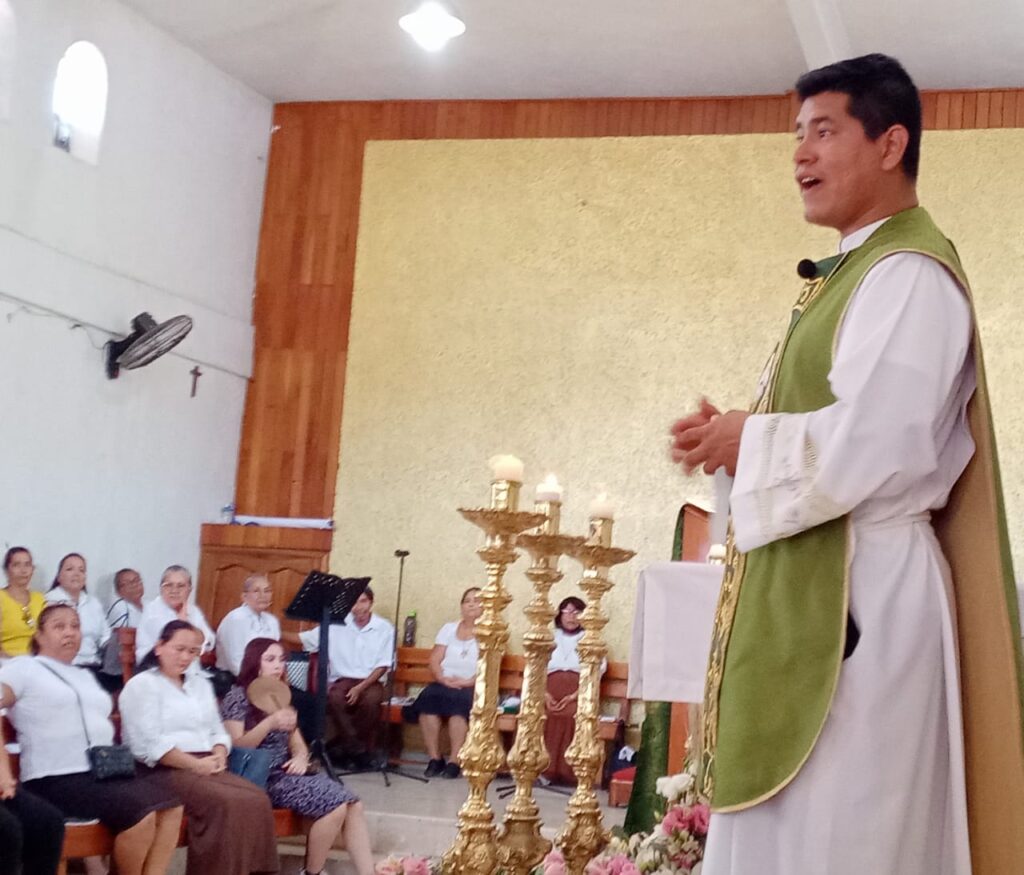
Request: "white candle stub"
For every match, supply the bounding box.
[588,492,616,520]
[708,544,727,563]
[489,454,524,482]
[535,473,563,502]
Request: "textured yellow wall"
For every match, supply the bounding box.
[331,130,1024,660]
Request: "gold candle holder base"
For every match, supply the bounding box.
[444,485,547,875]
[498,516,586,875]
[556,523,635,875]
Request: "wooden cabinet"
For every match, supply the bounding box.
[196,524,332,633]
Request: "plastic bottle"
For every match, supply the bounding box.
[402,611,417,647]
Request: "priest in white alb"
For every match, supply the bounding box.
[670,54,1024,875]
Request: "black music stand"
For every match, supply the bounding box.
[286,571,370,781]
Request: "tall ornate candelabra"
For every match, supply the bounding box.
[556,516,636,875]
[444,477,547,875]
[497,497,585,874]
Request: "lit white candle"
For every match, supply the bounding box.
[588,492,616,520]
[489,454,524,482]
[535,473,563,503]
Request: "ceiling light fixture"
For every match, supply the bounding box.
[399,2,465,52]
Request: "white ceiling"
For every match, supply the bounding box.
[119,0,1024,103]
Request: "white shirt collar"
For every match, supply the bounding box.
[839,216,890,253]
[52,587,90,605]
[346,612,383,632]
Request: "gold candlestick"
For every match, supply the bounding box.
[444,479,547,875]
[556,517,635,875]
[498,498,586,874]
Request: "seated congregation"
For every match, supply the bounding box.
[1,545,631,875]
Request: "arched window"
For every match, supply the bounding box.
[0,1,15,121]
[51,40,108,164]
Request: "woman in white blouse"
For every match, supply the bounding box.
[119,619,279,875]
[0,604,183,875]
[44,553,111,685]
[406,587,482,779]
[543,596,603,786]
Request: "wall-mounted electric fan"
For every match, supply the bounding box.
[105,312,193,379]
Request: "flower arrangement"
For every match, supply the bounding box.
[374,763,709,875]
[532,760,709,875]
[374,856,439,875]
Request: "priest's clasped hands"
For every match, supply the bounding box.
[669,397,750,477]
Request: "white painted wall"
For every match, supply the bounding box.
[0,0,272,604]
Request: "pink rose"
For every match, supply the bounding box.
[585,853,639,875]
[671,850,699,872]
[402,858,432,875]
[543,849,567,875]
[661,805,693,836]
[690,803,711,836]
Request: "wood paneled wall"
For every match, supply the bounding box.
[235,89,1024,520]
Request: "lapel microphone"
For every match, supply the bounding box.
[797,259,818,279]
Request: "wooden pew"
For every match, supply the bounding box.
[342,646,634,769]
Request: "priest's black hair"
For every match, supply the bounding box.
[795,53,922,181]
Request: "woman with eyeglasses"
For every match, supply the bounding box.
[0,547,46,659]
[542,596,605,786]
[134,566,216,665]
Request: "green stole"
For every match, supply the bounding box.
[701,207,1024,871]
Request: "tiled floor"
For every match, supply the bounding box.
[165,764,626,874]
[297,763,625,872]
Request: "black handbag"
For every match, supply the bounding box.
[40,661,136,780]
[86,743,137,780]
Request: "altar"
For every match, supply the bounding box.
[628,560,723,773]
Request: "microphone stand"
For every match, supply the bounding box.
[340,549,428,785]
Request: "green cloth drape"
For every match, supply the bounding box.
[622,505,689,833]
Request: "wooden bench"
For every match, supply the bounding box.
[308,646,631,734]
[335,646,632,774]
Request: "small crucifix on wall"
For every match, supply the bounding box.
[190,365,203,397]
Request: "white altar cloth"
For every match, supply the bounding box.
[627,561,723,703]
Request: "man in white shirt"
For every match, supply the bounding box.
[105,568,145,630]
[215,574,281,675]
[135,565,216,665]
[298,586,394,769]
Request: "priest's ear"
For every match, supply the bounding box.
[879,124,911,175]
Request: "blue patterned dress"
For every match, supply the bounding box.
[221,685,359,818]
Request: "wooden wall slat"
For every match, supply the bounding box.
[976,91,992,127]
[949,92,965,129]
[235,89,1024,519]
[991,92,1005,127]
[963,92,979,128]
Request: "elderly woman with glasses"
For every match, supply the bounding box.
[542,595,606,786]
[134,566,216,665]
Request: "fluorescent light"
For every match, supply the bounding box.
[399,2,465,52]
